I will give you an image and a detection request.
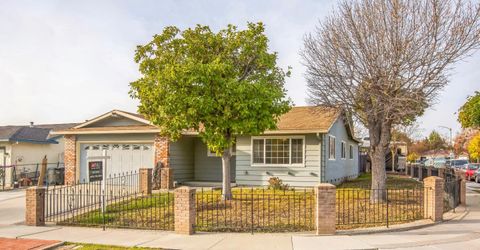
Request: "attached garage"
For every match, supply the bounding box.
[79,143,154,182]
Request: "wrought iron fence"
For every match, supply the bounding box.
[44,171,174,231]
[336,187,426,228]
[195,187,315,233]
[444,179,460,212]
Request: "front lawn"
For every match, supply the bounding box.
[59,173,425,232]
[60,242,162,250]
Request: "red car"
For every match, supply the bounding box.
[465,163,480,181]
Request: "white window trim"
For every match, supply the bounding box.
[250,136,306,167]
[341,140,346,160]
[328,135,336,160]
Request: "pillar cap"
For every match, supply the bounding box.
[316,183,336,189]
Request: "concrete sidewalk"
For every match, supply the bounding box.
[1,183,479,250]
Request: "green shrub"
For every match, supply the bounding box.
[268,177,289,190]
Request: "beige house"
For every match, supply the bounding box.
[0,123,75,188]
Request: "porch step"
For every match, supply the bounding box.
[180,181,237,188]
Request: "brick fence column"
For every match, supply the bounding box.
[64,135,77,185]
[155,135,174,189]
[139,168,152,195]
[423,176,444,222]
[174,186,195,235]
[438,168,445,179]
[460,179,467,205]
[25,187,46,226]
[315,183,336,235]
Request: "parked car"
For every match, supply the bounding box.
[474,168,480,183]
[445,159,469,169]
[465,163,480,181]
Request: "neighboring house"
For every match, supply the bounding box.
[0,123,76,187]
[53,106,360,187]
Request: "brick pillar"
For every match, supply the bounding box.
[161,168,173,189]
[410,166,415,178]
[423,176,444,222]
[139,168,152,195]
[64,135,77,185]
[438,168,445,179]
[155,135,173,189]
[460,179,467,205]
[174,186,195,235]
[315,184,336,235]
[25,187,45,226]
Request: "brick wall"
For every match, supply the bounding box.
[174,186,195,235]
[25,187,45,226]
[315,183,336,235]
[64,135,76,185]
[154,135,170,168]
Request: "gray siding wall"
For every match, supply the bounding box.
[170,137,194,182]
[193,137,235,182]
[324,118,359,184]
[235,134,321,187]
[76,133,156,142]
[87,117,145,127]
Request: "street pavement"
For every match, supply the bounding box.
[0,182,479,249]
[0,188,25,226]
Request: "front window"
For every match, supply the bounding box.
[252,137,304,165]
[329,136,335,160]
[341,141,346,159]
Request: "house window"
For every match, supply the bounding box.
[341,141,346,159]
[329,136,335,160]
[252,137,304,165]
[349,144,354,159]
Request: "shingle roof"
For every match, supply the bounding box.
[0,123,77,143]
[275,106,341,132]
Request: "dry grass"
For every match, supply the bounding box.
[62,174,425,232]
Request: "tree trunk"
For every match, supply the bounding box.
[221,147,232,200]
[368,120,392,202]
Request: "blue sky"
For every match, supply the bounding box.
[1,0,479,139]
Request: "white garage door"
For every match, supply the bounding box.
[79,143,154,182]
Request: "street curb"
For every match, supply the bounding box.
[41,241,65,250]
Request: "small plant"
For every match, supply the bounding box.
[268,177,289,190]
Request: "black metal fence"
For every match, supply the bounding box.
[444,179,460,212]
[44,171,175,231]
[336,187,426,228]
[195,187,316,233]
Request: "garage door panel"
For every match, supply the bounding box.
[80,143,154,182]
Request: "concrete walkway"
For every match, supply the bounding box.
[0,188,26,226]
[0,183,479,249]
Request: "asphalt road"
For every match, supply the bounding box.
[0,188,25,225]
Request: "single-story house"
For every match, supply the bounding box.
[53,106,360,187]
[0,123,76,187]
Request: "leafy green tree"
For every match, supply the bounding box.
[427,130,447,151]
[468,133,480,162]
[458,91,480,128]
[130,23,291,199]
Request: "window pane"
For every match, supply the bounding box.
[265,138,290,164]
[329,137,335,159]
[291,139,303,164]
[253,139,264,164]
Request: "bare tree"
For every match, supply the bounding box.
[302,0,480,201]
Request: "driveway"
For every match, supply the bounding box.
[0,189,26,225]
